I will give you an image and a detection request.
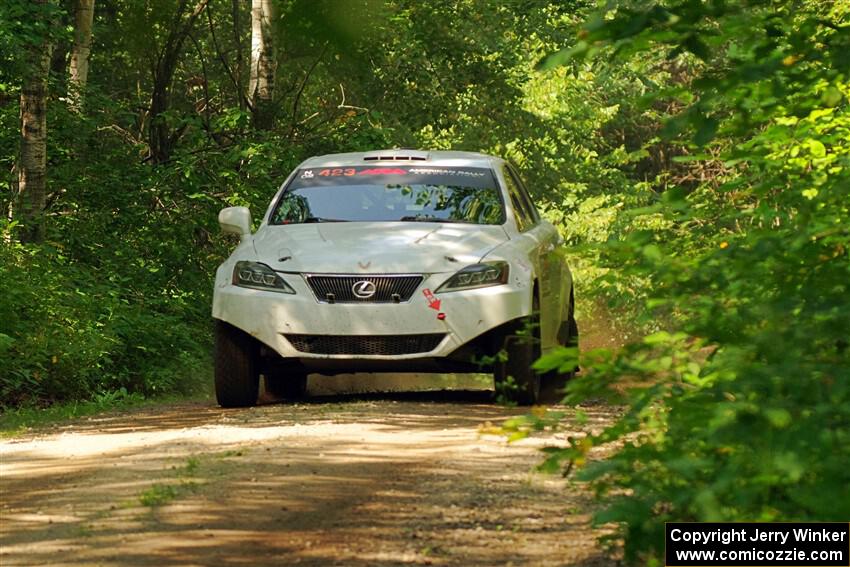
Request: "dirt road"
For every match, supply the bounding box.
[1,376,617,566]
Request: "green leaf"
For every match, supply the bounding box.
[0,333,14,353]
[662,186,688,202]
[641,244,663,262]
[763,408,792,428]
[806,139,826,158]
[773,452,805,482]
[821,86,843,107]
[533,347,579,372]
[535,42,589,71]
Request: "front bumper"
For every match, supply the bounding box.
[212,270,532,361]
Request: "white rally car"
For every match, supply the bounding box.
[212,150,577,406]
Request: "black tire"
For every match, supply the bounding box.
[494,296,542,406]
[567,315,579,347]
[566,287,579,348]
[214,320,260,408]
[556,287,580,349]
[264,372,308,400]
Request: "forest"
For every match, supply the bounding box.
[1,0,848,563]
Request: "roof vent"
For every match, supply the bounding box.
[362,150,429,162]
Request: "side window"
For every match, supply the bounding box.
[502,166,533,232]
[507,166,540,223]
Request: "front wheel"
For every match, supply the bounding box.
[494,297,542,406]
[214,321,260,408]
[541,289,579,403]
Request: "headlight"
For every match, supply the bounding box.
[232,261,295,294]
[436,261,509,292]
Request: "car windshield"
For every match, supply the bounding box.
[270,166,504,225]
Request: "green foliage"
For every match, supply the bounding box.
[0,239,210,406]
[0,0,67,87]
[1,89,216,407]
[0,387,149,436]
[528,0,850,563]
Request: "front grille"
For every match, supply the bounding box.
[305,274,423,303]
[284,333,445,355]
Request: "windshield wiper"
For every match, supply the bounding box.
[398,215,465,223]
[302,217,348,223]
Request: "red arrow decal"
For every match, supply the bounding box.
[422,289,441,311]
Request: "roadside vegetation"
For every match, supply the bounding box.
[1,0,847,564]
[0,388,210,435]
[507,1,850,562]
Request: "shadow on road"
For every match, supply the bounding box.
[0,373,617,566]
[271,388,495,406]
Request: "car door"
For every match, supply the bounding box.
[503,165,563,350]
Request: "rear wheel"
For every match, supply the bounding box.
[214,321,260,408]
[494,295,542,406]
[566,287,579,349]
[540,288,579,403]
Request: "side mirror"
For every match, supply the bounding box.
[219,206,252,241]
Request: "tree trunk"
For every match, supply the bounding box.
[232,0,245,110]
[16,3,52,243]
[149,47,181,164]
[249,0,276,129]
[69,0,95,110]
[147,0,208,164]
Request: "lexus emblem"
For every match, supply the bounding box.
[352,280,377,299]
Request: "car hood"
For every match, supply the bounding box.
[252,222,510,273]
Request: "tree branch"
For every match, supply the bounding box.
[289,43,329,138]
[206,2,253,111]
